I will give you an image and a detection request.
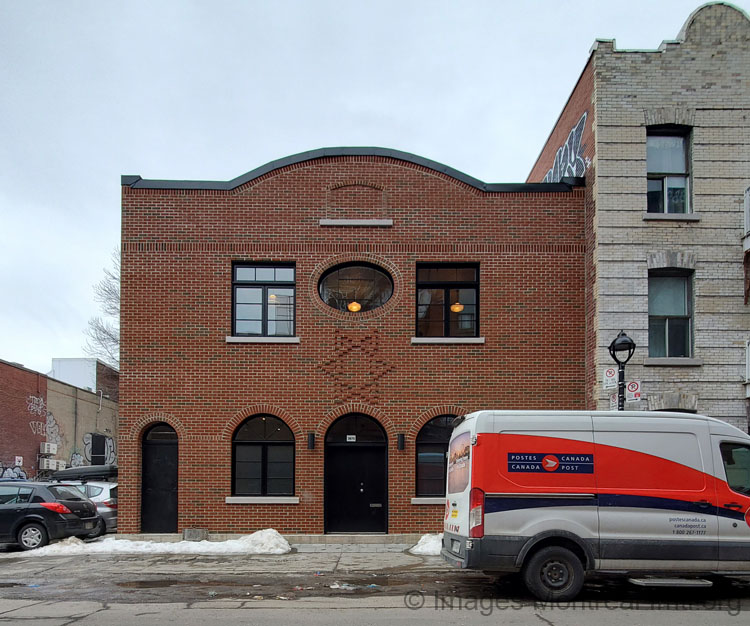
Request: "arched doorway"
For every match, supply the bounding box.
[141,422,178,533]
[324,413,387,533]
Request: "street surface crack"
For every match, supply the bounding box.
[535,614,555,626]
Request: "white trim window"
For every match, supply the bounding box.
[648,271,693,358]
[647,131,690,214]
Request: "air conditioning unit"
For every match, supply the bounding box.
[40,442,58,455]
[40,458,56,470]
[55,460,67,471]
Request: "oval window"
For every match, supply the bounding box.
[319,263,393,312]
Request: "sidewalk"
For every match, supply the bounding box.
[113,532,428,553]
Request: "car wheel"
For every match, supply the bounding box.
[522,546,584,602]
[87,519,107,539]
[17,523,49,551]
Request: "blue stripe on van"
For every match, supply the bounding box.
[485,493,745,521]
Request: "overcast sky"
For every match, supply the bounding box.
[2,0,748,375]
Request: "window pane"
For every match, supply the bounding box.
[455,268,477,282]
[721,443,750,496]
[267,445,294,462]
[235,267,255,282]
[269,288,294,306]
[256,267,275,281]
[319,264,393,312]
[235,478,261,495]
[266,478,293,495]
[236,304,262,320]
[236,320,262,335]
[417,288,444,337]
[417,478,446,497]
[417,416,455,444]
[648,318,666,357]
[235,444,262,460]
[647,135,686,173]
[236,288,262,304]
[647,179,664,213]
[649,277,687,316]
[667,318,690,357]
[275,267,295,282]
[666,176,687,213]
[267,461,293,480]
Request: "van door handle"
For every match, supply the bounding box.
[724,503,743,510]
[692,500,711,509]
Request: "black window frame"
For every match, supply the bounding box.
[646,126,691,214]
[648,268,693,358]
[318,262,394,313]
[232,263,296,337]
[415,263,479,338]
[415,414,455,497]
[232,415,295,497]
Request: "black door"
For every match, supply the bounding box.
[141,423,178,533]
[324,414,387,533]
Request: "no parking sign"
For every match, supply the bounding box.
[625,381,641,402]
[603,367,617,390]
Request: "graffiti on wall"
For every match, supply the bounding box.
[26,395,63,447]
[543,112,589,183]
[1,464,27,480]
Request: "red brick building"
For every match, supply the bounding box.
[120,148,587,534]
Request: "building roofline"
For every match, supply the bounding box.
[122,147,583,193]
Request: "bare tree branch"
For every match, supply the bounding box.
[84,247,120,368]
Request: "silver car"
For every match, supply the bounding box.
[63,481,117,537]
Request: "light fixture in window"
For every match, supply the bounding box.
[450,302,464,313]
[347,301,362,312]
[269,294,277,301]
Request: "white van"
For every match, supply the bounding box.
[441,410,750,601]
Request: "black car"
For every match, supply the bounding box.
[0,481,101,550]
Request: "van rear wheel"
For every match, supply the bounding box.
[522,546,584,602]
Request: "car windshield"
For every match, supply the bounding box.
[47,486,87,501]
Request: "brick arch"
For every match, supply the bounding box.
[125,412,187,442]
[221,404,304,442]
[316,403,394,439]
[307,253,403,321]
[407,405,469,439]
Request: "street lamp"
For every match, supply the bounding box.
[608,331,636,411]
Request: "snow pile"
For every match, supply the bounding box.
[22,528,291,557]
[409,533,443,555]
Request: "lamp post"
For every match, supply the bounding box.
[608,331,636,411]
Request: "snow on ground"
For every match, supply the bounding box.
[409,533,443,555]
[21,528,291,557]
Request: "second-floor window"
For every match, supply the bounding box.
[416,264,478,337]
[233,264,295,337]
[647,130,690,214]
[648,270,692,358]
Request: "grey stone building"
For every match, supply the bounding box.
[528,2,750,429]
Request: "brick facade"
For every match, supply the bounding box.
[529,3,750,428]
[120,152,587,534]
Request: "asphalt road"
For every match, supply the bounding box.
[1,546,750,624]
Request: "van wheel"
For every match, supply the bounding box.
[522,546,584,602]
[17,523,49,551]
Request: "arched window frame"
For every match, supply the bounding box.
[232,415,295,496]
[415,415,455,497]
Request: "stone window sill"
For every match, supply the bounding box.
[226,337,300,344]
[319,219,393,227]
[643,357,703,367]
[411,337,485,345]
[225,496,299,504]
[642,213,700,222]
[411,497,444,505]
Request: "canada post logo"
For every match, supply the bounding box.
[507,453,594,473]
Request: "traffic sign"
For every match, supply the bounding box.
[625,381,641,402]
[603,367,617,390]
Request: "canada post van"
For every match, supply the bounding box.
[441,410,750,601]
